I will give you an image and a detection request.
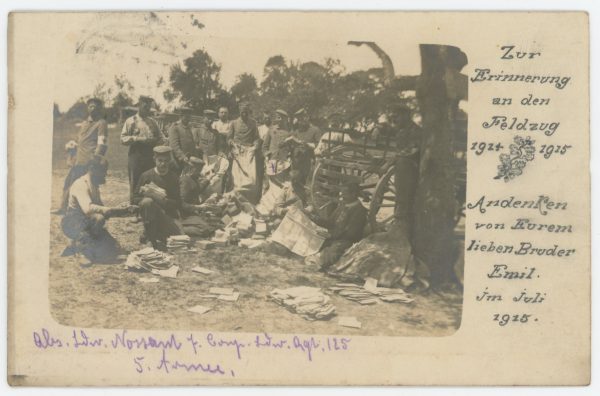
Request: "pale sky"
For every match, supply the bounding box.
[53,12,424,110]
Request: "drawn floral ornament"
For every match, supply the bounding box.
[494,135,536,182]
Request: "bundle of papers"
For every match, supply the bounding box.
[125,247,173,271]
[269,286,336,321]
[328,278,414,305]
[142,182,167,199]
[167,235,191,253]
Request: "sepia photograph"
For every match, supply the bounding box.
[46,12,467,336]
[7,6,594,387]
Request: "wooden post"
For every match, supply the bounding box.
[412,44,468,285]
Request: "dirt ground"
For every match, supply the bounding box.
[48,123,462,337]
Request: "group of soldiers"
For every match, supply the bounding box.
[56,95,332,263]
[57,93,422,270]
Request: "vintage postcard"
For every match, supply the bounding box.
[7,11,590,385]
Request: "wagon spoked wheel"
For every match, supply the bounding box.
[310,146,380,218]
[368,164,397,233]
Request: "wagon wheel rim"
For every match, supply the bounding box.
[310,161,337,212]
[368,164,396,233]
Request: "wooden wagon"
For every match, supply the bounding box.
[310,121,466,234]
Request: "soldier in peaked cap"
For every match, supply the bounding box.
[134,145,184,250]
[121,95,165,205]
[168,105,202,172]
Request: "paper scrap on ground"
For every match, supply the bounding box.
[151,265,179,278]
[217,292,240,302]
[187,305,212,315]
[209,287,234,295]
[139,277,159,283]
[191,266,213,275]
[338,316,362,329]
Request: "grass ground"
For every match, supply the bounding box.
[48,121,462,336]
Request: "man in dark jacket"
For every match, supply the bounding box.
[134,146,184,250]
[291,108,322,186]
[121,96,164,204]
[168,106,202,173]
[315,182,367,270]
[179,157,217,237]
[194,109,222,160]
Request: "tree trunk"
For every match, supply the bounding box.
[412,44,467,285]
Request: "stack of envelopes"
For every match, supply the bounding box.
[167,235,191,253]
[329,280,414,305]
[125,247,172,271]
[269,286,336,321]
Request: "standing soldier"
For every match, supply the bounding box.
[228,102,262,203]
[258,111,272,141]
[120,95,164,205]
[212,105,233,138]
[168,106,201,173]
[195,109,221,161]
[195,109,229,197]
[262,109,293,176]
[386,105,422,234]
[291,108,322,185]
[293,108,322,148]
[55,97,108,214]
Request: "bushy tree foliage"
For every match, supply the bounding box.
[164,50,416,128]
[166,49,227,111]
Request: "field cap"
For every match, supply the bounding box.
[153,145,173,155]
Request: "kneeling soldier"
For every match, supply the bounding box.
[61,157,136,264]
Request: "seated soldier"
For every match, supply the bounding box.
[179,157,218,237]
[180,157,210,212]
[134,146,184,250]
[308,182,367,270]
[61,157,136,264]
